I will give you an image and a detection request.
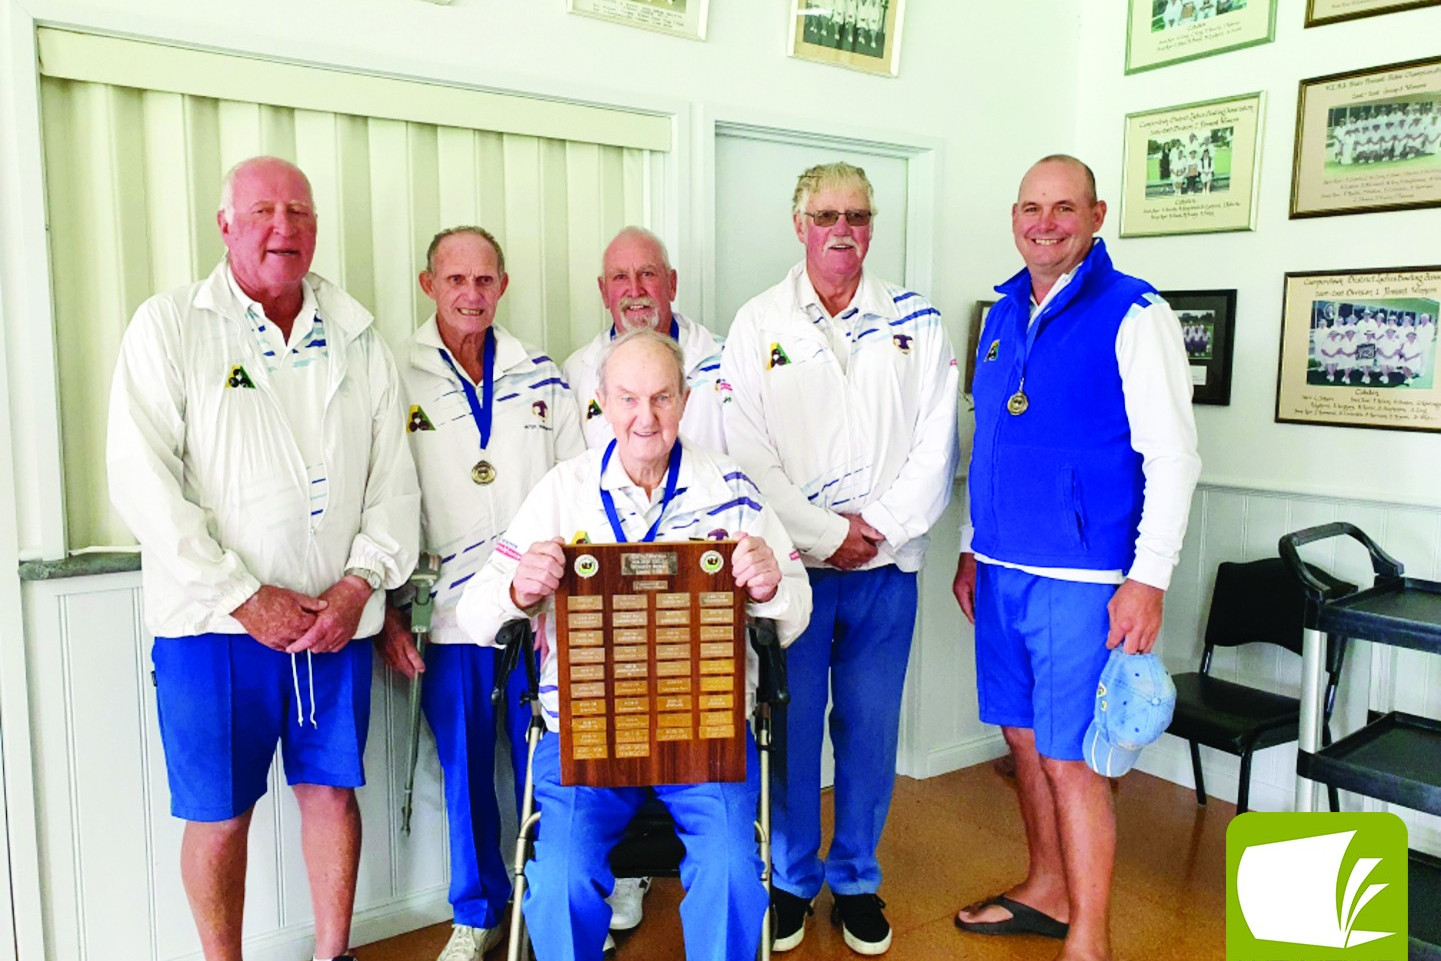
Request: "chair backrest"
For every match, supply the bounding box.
[1204,557,1356,662]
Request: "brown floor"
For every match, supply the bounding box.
[361,760,1229,960]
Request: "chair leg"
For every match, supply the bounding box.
[1188,741,1207,806]
[1237,749,1253,815]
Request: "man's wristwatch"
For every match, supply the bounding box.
[344,567,383,592]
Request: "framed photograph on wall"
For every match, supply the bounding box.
[1291,56,1441,218]
[1305,0,1441,27]
[1125,0,1277,74]
[964,300,995,395]
[1120,92,1264,237]
[567,0,709,40]
[1163,289,1237,405]
[788,0,904,77]
[1276,266,1441,432]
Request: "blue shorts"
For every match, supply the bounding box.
[973,563,1116,760]
[152,633,373,822]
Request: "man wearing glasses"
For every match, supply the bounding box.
[720,161,959,955]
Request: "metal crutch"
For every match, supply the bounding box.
[498,618,543,961]
[400,551,442,837]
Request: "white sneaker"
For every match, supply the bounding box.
[437,923,503,961]
[607,876,651,931]
[603,932,617,955]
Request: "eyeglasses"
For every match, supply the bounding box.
[804,209,874,228]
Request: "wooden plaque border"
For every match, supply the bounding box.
[556,541,747,788]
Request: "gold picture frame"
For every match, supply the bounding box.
[567,0,710,40]
[1120,92,1264,237]
[1276,267,1441,432]
[788,0,904,77]
[1305,0,1441,27]
[1290,55,1441,218]
[1125,0,1276,75]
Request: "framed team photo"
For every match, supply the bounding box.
[1276,267,1441,433]
[1164,289,1237,405]
[1291,56,1441,218]
[788,0,904,77]
[1120,92,1264,237]
[963,300,995,395]
[567,0,709,40]
[1125,0,1277,74]
[1305,0,1441,27]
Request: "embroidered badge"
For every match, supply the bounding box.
[892,333,913,353]
[705,528,729,541]
[226,365,255,389]
[984,339,1001,362]
[407,405,435,432]
[572,531,591,545]
[586,399,603,420]
[531,400,549,422]
[768,343,791,369]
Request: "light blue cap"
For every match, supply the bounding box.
[1083,648,1176,777]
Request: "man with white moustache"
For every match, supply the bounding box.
[377,226,584,961]
[565,226,727,455]
[722,161,959,955]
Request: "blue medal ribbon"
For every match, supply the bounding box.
[599,438,683,543]
[438,327,497,451]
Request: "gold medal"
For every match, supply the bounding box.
[1006,391,1029,416]
[471,460,496,485]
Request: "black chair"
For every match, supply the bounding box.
[1167,557,1355,814]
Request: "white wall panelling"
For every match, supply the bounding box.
[22,572,453,961]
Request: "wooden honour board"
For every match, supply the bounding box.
[556,541,747,788]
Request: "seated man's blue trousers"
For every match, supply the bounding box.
[524,729,767,961]
[421,642,532,929]
[771,565,917,898]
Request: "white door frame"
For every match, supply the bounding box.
[694,104,944,780]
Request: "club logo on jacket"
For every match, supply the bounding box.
[407,405,435,432]
[586,399,603,420]
[705,528,729,541]
[892,333,913,354]
[226,365,256,389]
[768,343,791,369]
[984,339,1000,363]
[531,400,549,422]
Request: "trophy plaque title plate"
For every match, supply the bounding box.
[556,541,746,788]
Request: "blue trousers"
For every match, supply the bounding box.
[422,643,532,929]
[524,730,766,961]
[771,565,917,898]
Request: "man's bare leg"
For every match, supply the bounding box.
[1042,757,1114,961]
[956,726,1070,925]
[181,810,254,961]
[294,784,361,958]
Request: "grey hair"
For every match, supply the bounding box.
[218,156,314,224]
[426,226,506,276]
[1028,154,1100,205]
[792,161,877,217]
[597,326,687,398]
[603,226,672,273]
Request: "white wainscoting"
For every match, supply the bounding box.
[1134,482,1441,854]
[19,482,1441,958]
[21,571,453,961]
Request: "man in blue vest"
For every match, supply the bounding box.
[952,155,1200,961]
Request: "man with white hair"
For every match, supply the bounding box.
[458,327,812,961]
[108,156,419,961]
[376,226,584,961]
[565,226,727,455]
[722,161,959,954]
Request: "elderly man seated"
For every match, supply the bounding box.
[457,327,812,961]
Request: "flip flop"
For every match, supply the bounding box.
[953,893,1069,939]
